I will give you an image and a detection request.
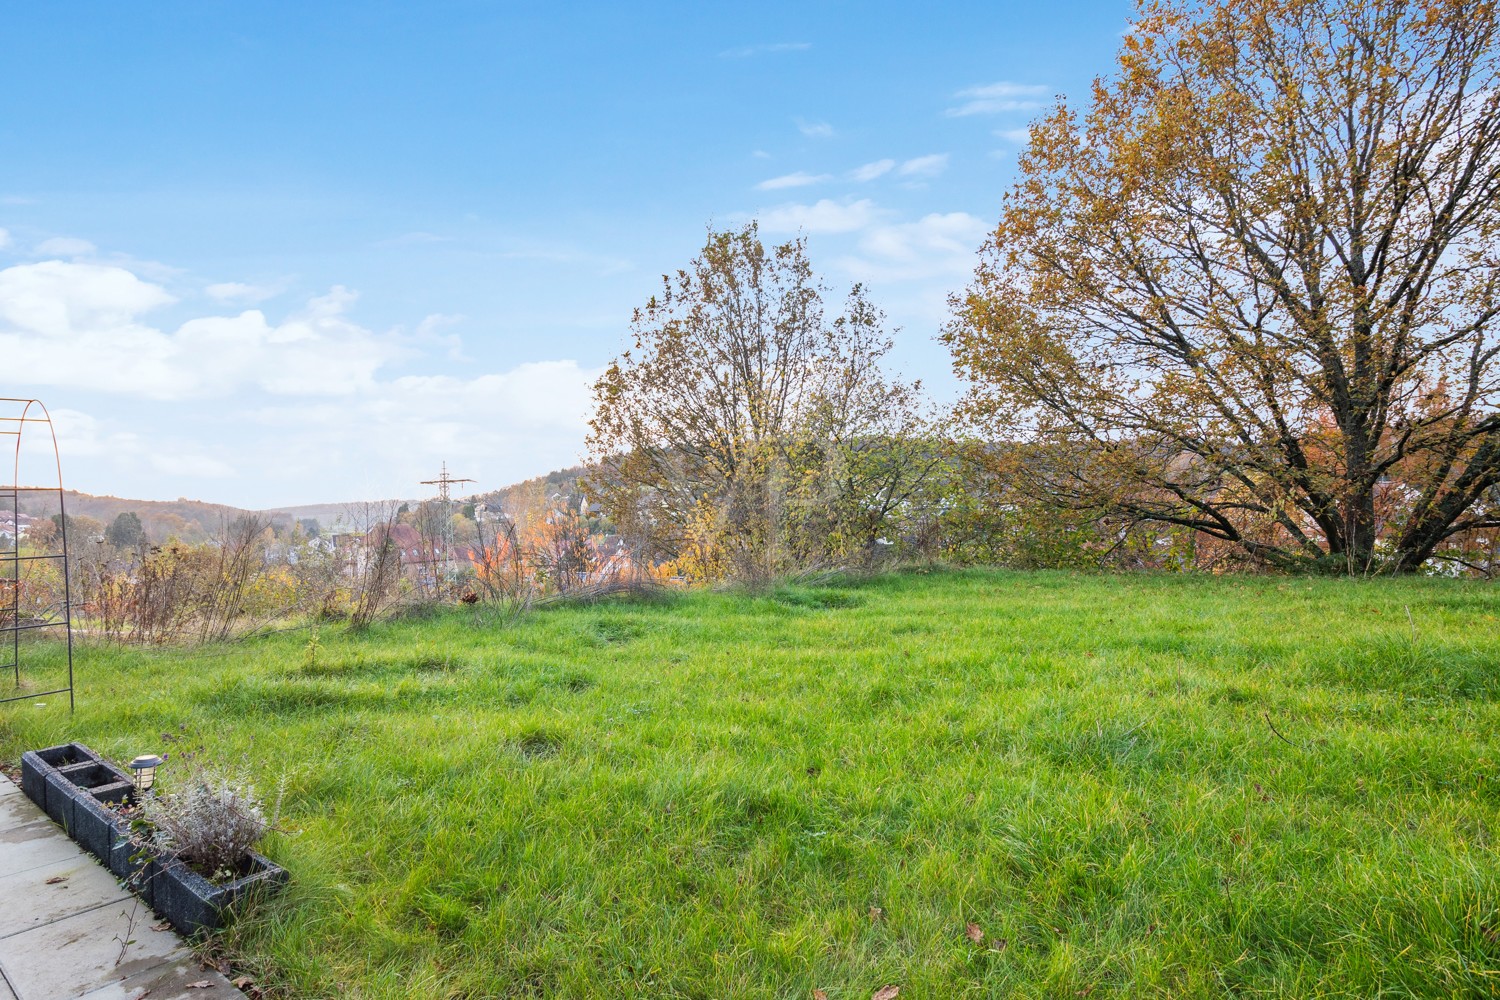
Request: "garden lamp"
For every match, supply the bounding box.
[129,754,164,792]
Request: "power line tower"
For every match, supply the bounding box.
[420,461,474,505]
[419,462,475,595]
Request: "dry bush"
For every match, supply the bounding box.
[140,764,275,879]
[470,518,536,615]
[79,514,279,644]
[469,505,645,610]
[348,503,404,629]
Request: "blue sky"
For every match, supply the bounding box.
[1,1,1133,507]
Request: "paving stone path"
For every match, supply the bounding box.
[0,775,245,1000]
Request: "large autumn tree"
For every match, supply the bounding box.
[946,0,1500,573]
[588,224,938,581]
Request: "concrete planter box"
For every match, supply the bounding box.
[149,848,289,936]
[20,742,288,937]
[44,760,133,846]
[68,779,136,863]
[21,742,100,819]
[110,821,158,905]
[24,745,142,874]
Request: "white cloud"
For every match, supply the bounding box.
[0,228,9,250]
[415,313,464,339]
[0,260,176,331]
[415,313,467,360]
[758,198,881,235]
[0,261,400,400]
[1,248,617,505]
[897,153,950,178]
[205,281,278,304]
[849,159,895,182]
[244,360,602,501]
[752,149,772,159]
[797,119,835,139]
[29,407,236,482]
[18,407,121,463]
[756,171,833,191]
[384,363,596,434]
[720,41,811,58]
[837,212,989,282]
[945,81,1050,117]
[35,237,97,257]
[149,452,237,478]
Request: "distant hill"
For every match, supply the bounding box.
[255,500,411,531]
[14,492,413,543]
[26,491,252,544]
[471,464,597,520]
[14,465,597,544]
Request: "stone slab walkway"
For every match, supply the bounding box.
[0,775,245,1000]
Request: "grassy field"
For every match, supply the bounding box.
[2,569,1499,998]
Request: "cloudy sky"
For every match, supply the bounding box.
[2,1,1132,508]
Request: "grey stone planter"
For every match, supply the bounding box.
[66,776,135,863]
[46,761,132,850]
[149,848,289,936]
[20,742,99,819]
[19,742,288,937]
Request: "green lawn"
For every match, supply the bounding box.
[3,569,1499,998]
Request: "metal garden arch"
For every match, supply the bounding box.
[1,397,75,710]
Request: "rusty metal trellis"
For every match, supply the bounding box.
[1,397,75,710]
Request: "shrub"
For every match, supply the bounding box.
[141,765,275,879]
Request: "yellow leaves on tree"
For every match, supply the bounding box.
[945,0,1500,574]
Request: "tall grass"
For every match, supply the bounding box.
[2,570,1497,998]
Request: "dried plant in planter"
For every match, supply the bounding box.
[141,766,279,881]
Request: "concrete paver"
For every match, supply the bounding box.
[0,775,244,1000]
[0,903,189,1000]
[0,856,133,939]
[0,786,41,828]
[0,820,81,881]
[76,953,246,999]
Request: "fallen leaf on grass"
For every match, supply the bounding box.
[813,991,828,1000]
[868,906,884,923]
[965,922,985,944]
[232,977,255,989]
[45,875,68,885]
[872,986,900,1000]
[989,937,1009,952]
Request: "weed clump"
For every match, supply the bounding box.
[516,728,564,760]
